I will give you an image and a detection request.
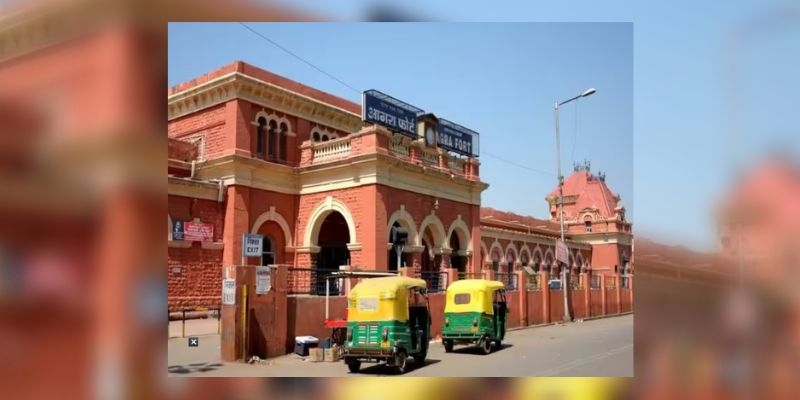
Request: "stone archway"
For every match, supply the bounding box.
[303,196,358,248]
[447,216,472,274]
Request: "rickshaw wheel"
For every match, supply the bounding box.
[443,340,454,353]
[480,336,492,355]
[347,359,361,373]
[394,351,408,374]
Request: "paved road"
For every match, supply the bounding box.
[168,314,633,377]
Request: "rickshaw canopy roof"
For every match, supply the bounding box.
[444,279,505,314]
[446,279,505,293]
[347,276,427,322]
[349,276,427,296]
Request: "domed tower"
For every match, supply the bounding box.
[546,161,633,274]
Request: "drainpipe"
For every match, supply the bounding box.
[216,179,225,203]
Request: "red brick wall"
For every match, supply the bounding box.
[590,288,604,317]
[506,291,521,328]
[549,289,565,322]
[167,245,223,311]
[571,289,587,319]
[606,287,620,314]
[621,288,632,313]
[527,290,545,325]
[168,195,225,242]
[168,103,227,159]
[428,293,446,340]
[286,296,348,352]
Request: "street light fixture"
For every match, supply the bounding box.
[554,87,596,322]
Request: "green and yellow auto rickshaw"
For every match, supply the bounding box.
[442,279,507,354]
[343,276,430,374]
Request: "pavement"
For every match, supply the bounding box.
[167,314,633,377]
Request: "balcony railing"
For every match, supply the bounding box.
[421,270,449,293]
[313,138,351,161]
[300,127,480,180]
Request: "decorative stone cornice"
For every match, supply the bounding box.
[405,245,425,253]
[346,243,363,251]
[433,247,453,256]
[168,176,220,201]
[168,72,363,134]
[294,245,321,254]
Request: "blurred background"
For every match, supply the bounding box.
[0,0,798,399]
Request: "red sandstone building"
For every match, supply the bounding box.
[167,61,633,310]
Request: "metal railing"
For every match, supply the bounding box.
[420,270,449,293]
[604,276,617,289]
[457,272,483,281]
[495,272,518,291]
[590,275,602,290]
[569,274,582,290]
[526,273,542,291]
[287,267,344,295]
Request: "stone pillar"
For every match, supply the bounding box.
[581,272,590,319]
[483,269,495,281]
[600,273,607,315]
[469,206,482,273]
[541,271,550,324]
[446,268,458,289]
[407,246,423,278]
[615,274,622,314]
[517,270,528,327]
[629,275,634,311]
[222,185,250,266]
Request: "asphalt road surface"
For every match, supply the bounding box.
[168,314,633,377]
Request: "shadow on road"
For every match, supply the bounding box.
[351,359,442,376]
[167,362,224,374]
[448,343,514,355]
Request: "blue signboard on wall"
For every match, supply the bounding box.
[362,89,424,138]
[172,219,184,241]
[437,118,479,157]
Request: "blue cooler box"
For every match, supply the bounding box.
[294,336,319,356]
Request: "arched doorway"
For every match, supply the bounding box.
[316,212,350,295]
[419,227,441,289]
[449,234,466,274]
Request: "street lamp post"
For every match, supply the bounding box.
[554,87,596,322]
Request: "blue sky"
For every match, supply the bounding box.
[169,1,800,251]
[168,22,634,239]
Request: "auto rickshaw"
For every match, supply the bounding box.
[343,276,430,374]
[441,279,507,354]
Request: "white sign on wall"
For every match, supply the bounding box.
[222,278,236,305]
[256,266,271,295]
[555,240,569,265]
[242,234,263,257]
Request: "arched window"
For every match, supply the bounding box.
[267,120,278,161]
[585,220,593,232]
[492,254,500,271]
[261,236,275,266]
[256,117,266,157]
[322,135,329,142]
[278,122,288,161]
[313,131,320,142]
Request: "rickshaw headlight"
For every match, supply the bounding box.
[381,326,389,341]
[473,318,478,327]
[445,318,449,327]
[346,328,353,342]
